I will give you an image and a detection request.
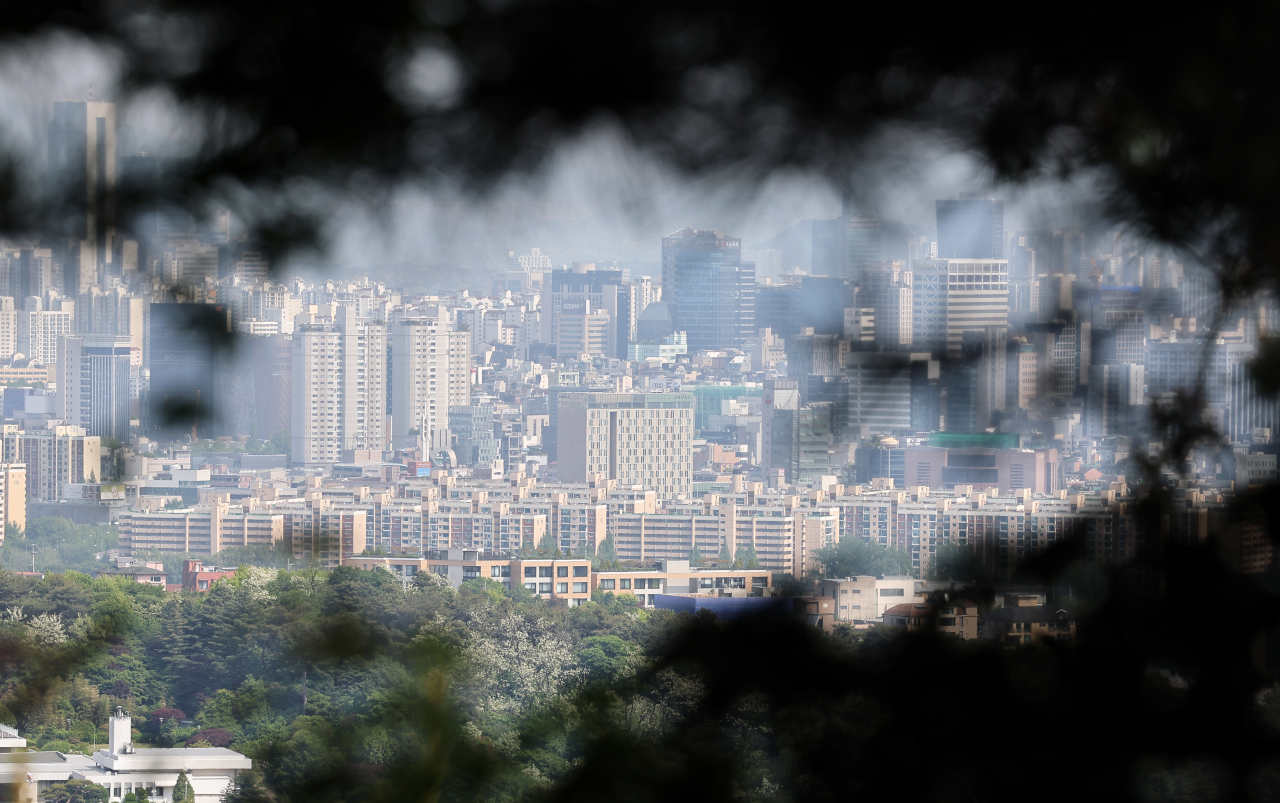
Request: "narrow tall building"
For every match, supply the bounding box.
[56,335,132,444]
[557,393,694,498]
[861,262,913,350]
[390,316,452,452]
[660,228,755,352]
[48,101,117,291]
[290,306,387,464]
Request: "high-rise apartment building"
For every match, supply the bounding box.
[660,228,755,352]
[57,336,132,444]
[390,317,452,452]
[944,259,1009,358]
[936,198,1004,260]
[18,425,101,501]
[290,306,388,464]
[48,101,116,291]
[0,297,15,362]
[557,392,694,498]
[17,296,74,365]
[448,328,470,409]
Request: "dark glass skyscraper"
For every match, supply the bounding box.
[147,303,231,440]
[937,198,1004,259]
[660,228,755,352]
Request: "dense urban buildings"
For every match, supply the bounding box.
[1,93,1275,592]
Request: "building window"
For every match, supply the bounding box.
[524,567,537,578]
[539,566,552,577]
[620,579,631,589]
[556,582,568,593]
[539,582,552,593]
[572,582,587,593]
[880,588,905,597]
[938,617,956,627]
[600,579,615,590]
[574,566,588,577]
[525,583,537,592]
[557,566,568,577]
[492,566,510,578]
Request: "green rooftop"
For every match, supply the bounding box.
[926,431,1021,449]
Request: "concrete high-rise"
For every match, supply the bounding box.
[861,262,913,350]
[56,336,132,444]
[17,296,74,365]
[557,392,694,498]
[48,101,117,292]
[660,228,755,352]
[944,259,1009,358]
[290,306,387,464]
[390,316,452,452]
[842,216,881,285]
[937,198,1004,260]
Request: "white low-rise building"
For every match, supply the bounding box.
[0,708,250,803]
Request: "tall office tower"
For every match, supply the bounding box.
[290,305,387,464]
[1147,340,1273,442]
[660,228,755,352]
[390,317,452,452]
[762,379,800,480]
[911,355,943,432]
[944,259,1009,358]
[449,404,500,466]
[56,336,132,444]
[557,392,694,497]
[1006,339,1038,410]
[20,425,101,501]
[48,101,116,292]
[0,297,15,362]
[861,262,914,350]
[448,328,470,408]
[0,248,18,299]
[1087,363,1146,437]
[75,287,146,364]
[249,333,292,443]
[542,264,633,359]
[812,219,842,275]
[947,328,1008,432]
[936,197,1004,259]
[842,215,882,285]
[1029,313,1091,401]
[147,303,228,440]
[17,297,74,365]
[911,259,948,356]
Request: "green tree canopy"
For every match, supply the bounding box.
[813,538,913,580]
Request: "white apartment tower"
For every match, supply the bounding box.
[0,297,15,361]
[391,317,453,453]
[290,306,387,464]
[17,296,74,365]
[557,393,695,498]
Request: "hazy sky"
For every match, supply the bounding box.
[0,32,1111,292]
